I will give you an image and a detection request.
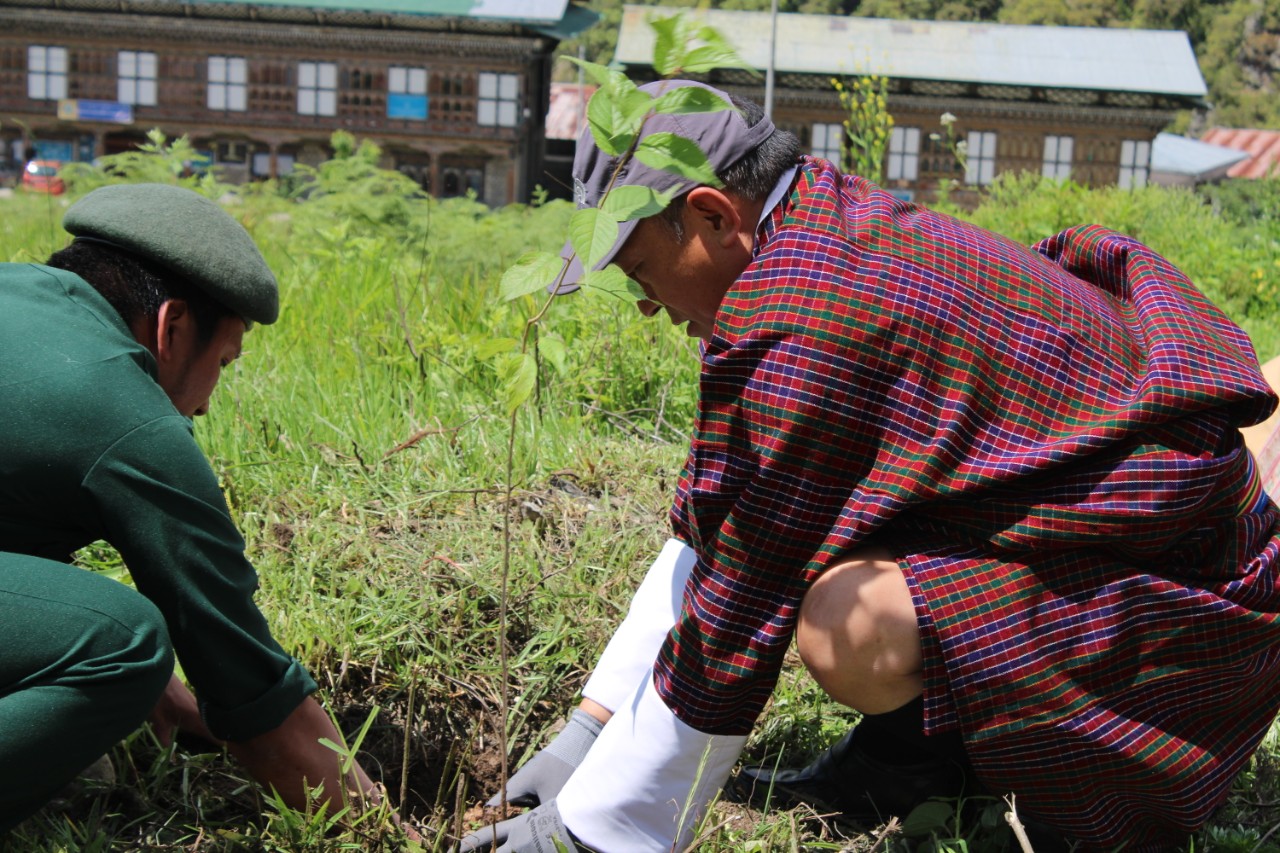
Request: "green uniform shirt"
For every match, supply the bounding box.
[0,262,315,740]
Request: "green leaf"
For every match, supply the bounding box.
[650,14,690,77]
[601,185,673,222]
[901,800,954,836]
[932,840,969,853]
[537,332,568,375]
[496,351,537,415]
[618,88,655,128]
[568,208,620,271]
[681,44,753,75]
[500,251,566,301]
[587,86,653,157]
[635,132,722,187]
[652,87,732,116]
[564,57,628,95]
[317,737,346,755]
[586,91,627,156]
[475,337,520,360]
[581,264,643,301]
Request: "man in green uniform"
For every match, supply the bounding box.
[0,183,381,831]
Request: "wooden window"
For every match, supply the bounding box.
[1118,139,1150,189]
[1043,135,1074,180]
[477,72,519,127]
[811,122,843,163]
[117,50,157,106]
[388,66,427,120]
[965,130,997,185]
[27,45,67,100]
[208,56,247,111]
[297,61,337,116]
[887,126,920,181]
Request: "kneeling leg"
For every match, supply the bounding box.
[0,555,173,830]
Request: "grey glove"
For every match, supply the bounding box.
[458,799,581,853]
[486,710,604,808]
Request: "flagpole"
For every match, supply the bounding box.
[764,0,778,118]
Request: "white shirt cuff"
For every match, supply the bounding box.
[582,538,695,712]
[559,674,746,852]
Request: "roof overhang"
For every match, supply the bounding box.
[616,4,1207,102]
[33,0,598,39]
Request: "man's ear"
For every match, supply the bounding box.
[154,299,193,364]
[684,186,746,248]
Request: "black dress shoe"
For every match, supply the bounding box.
[731,728,969,826]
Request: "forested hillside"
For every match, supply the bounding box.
[560,0,1280,129]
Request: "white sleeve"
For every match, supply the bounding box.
[581,538,695,712]
[558,675,746,852]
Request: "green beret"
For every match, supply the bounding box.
[63,183,279,325]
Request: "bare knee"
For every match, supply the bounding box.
[796,548,924,714]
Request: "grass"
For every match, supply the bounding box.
[3,169,1280,851]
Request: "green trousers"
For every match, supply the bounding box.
[0,553,172,832]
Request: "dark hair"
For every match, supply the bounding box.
[46,240,232,342]
[659,92,802,241]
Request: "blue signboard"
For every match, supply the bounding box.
[80,100,134,123]
[57,99,133,124]
[388,94,428,120]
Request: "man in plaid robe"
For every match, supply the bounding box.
[464,81,1280,853]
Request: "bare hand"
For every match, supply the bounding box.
[147,673,221,748]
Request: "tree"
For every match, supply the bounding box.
[997,0,1118,27]
[1199,0,1280,127]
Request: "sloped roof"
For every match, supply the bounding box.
[178,0,595,36]
[547,82,595,140]
[1151,132,1248,180]
[616,4,1207,99]
[1201,128,1280,179]
[183,0,554,21]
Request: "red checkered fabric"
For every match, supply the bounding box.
[656,158,1280,849]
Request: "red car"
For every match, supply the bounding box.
[22,160,65,195]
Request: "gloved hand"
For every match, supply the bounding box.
[486,710,603,808]
[458,799,580,853]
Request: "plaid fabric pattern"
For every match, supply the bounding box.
[656,158,1280,849]
[1262,425,1280,498]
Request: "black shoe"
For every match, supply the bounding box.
[731,728,969,826]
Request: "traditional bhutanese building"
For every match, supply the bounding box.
[0,0,594,204]
[614,4,1208,202]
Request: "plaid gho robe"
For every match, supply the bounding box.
[659,158,1280,849]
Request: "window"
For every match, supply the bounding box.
[252,151,294,177]
[388,66,428,120]
[441,165,484,199]
[886,126,920,181]
[1043,135,1073,180]
[811,122,843,163]
[965,130,997,185]
[1118,139,1150,189]
[208,56,247,112]
[27,45,67,101]
[215,140,248,164]
[478,72,519,127]
[297,61,337,116]
[117,50,157,106]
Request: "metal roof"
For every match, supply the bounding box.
[616,4,1207,98]
[1151,133,1248,179]
[547,82,595,140]
[1201,128,1280,179]
[181,0,588,31]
